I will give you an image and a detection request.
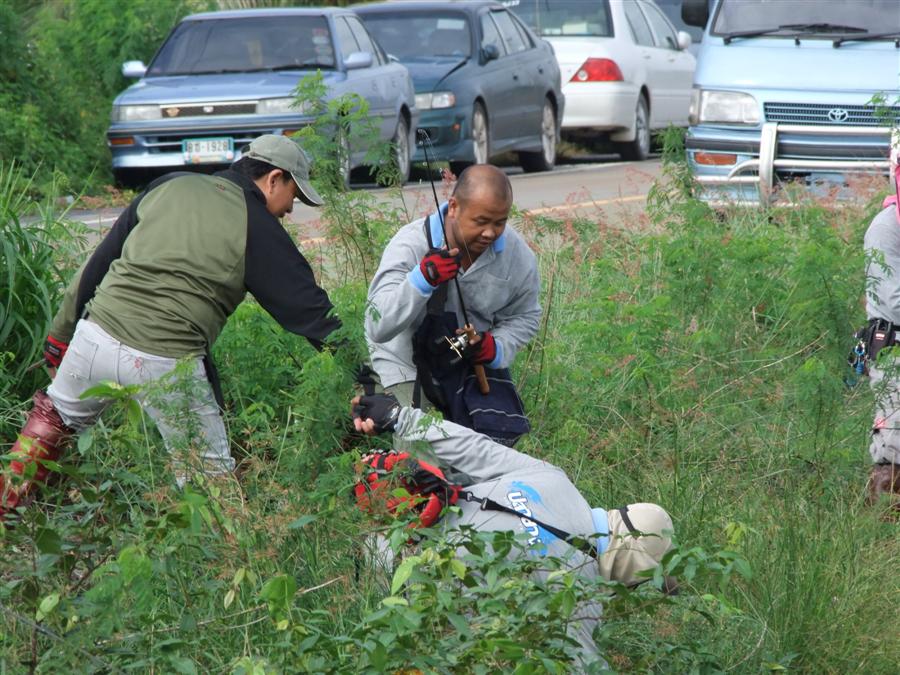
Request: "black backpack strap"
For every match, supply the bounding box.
[617,505,639,534]
[460,490,603,561]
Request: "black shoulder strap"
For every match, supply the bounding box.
[424,211,436,249]
[617,505,639,534]
[459,490,603,561]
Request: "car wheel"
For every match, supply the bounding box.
[518,98,557,173]
[391,114,411,184]
[615,95,650,161]
[449,102,489,176]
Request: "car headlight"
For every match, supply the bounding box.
[256,98,311,115]
[111,105,161,122]
[415,91,456,110]
[690,89,760,126]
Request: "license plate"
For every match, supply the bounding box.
[182,137,234,164]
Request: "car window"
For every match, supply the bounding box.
[509,12,535,49]
[491,9,529,54]
[504,0,613,38]
[653,0,703,45]
[361,11,472,60]
[334,17,360,63]
[480,13,509,57]
[640,1,679,49]
[712,0,899,36]
[147,15,336,75]
[623,0,655,47]
[345,15,383,64]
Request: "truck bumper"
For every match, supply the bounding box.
[686,123,894,206]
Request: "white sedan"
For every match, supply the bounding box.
[507,0,696,160]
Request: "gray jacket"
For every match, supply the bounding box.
[394,407,605,669]
[366,204,541,388]
[865,205,900,323]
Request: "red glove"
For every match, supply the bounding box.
[466,331,496,365]
[43,336,68,369]
[420,248,461,286]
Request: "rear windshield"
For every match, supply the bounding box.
[712,0,900,36]
[148,15,336,76]
[361,12,472,60]
[504,0,613,37]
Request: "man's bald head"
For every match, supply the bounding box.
[451,164,513,209]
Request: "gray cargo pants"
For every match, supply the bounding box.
[47,319,234,484]
[868,358,900,464]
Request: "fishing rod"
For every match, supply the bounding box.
[417,129,489,395]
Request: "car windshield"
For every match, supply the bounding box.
[712,0,900,37]
[503,0,613,37]
[361,12,472,60]
[147,16,336,76]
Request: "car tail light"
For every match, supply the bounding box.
[570,58,623,83]
[109,137,135,146]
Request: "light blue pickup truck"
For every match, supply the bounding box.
[681,0,898,206]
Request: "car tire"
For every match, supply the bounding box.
[615,95,651,161]
[518,98,557,173]
[449,102,489,176]
[390,114,411,184]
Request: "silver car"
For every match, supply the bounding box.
[107,7,418,186]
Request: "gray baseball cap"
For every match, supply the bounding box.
[243,135,324,207]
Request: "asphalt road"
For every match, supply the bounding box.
[66,156,663,241]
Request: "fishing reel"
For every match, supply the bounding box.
[439,332,472,365]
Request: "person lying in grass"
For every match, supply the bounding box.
[351,392,676,668]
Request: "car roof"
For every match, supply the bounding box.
[353,0,505,15]
[183,7,353,21]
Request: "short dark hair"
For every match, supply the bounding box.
[231,156,292,183]
[451,164,512,207]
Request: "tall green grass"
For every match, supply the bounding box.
[0,162,85,420]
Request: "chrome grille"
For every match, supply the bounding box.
[764,102,900,126]
[159,102,257,118]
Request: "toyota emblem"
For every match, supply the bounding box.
[827,108,850,123]
[203,105,214,114]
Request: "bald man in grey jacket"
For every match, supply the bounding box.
[365,165,541,408]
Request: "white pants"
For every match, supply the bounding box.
[47,320,234,483]
[868,358,900,464]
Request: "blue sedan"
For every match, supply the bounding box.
[107,8,418,186]
[356,0,564,173]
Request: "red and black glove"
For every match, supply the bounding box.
[43,336,68,369]
[420,248,461,287]
[465,331,496,365]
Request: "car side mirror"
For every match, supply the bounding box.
[681,0,709,28]
[676,31,693,51]
[481,43,500,63]
[122,60,147,79]
[345,51,374,70]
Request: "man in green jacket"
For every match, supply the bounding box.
[1,135,340,516]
